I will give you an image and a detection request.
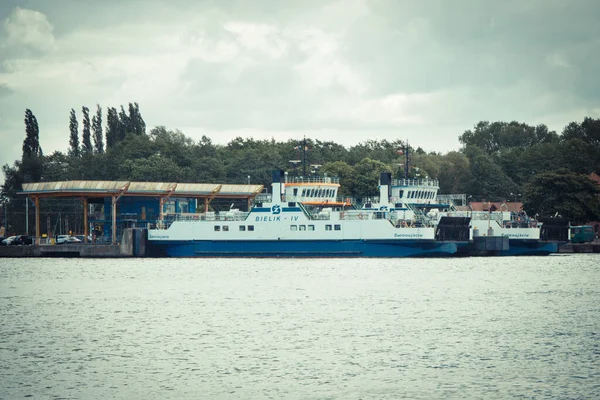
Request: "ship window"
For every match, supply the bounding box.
[399,189,404,198]
[301,189,306,196]
[293,188,298,196]
[299,225,306,231]
[223,225,229,231]
[325,225,332,231]
[239,225,246,231]
[248,225,254,231]
[214,226,220,231]
[290,225,298,231]
[308,225,315,231]
[334,224,341,231]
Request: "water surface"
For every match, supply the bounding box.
[1,255,599,399]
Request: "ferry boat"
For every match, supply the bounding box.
[358,173,569,256]
[146,171,471,257]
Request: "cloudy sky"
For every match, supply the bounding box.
[1,0,599,177]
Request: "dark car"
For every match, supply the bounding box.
[12,235,33,245]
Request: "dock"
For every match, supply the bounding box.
[0,228,146,258]
[558,239,600,253]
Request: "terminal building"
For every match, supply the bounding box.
[19,180,264,245]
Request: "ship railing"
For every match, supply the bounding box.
[161,212,251,224]
[285,176,340,184]
[391,178,439,187]
[288,195,354,204]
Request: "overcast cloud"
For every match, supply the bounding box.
[1,0,599,180]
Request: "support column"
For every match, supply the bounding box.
[159,197,165,224]
[83,197,88,243]
[205,198,209,213]
[112,195,117,245]
[25,197,29,235]
[34,197,40,246]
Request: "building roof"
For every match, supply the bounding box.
[469,201,523,213]
[19,180,264,199]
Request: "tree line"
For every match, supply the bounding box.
[1,104,599,236]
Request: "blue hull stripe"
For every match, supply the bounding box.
[149,239,464,258]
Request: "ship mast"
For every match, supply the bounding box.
[403,142,410,179]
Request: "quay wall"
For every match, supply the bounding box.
[0,228,146,258]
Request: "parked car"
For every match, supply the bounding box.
[1,236,17,245]
[11,235,33,245]
[74,235,92,243]
[56,235,82,244]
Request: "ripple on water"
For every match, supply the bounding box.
[0,255,598,399]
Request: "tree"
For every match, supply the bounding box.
[349,158,391,200]
[81,106,93,156]
[322,161,355,196]
[118,105,130,140]
[438,151,471,194]
[92,104,104,154]
[128,102,146,135]
[463,145,519,200]
[105,107,119,149]
[523,169,600,224]
[459,121,559,155]
[120,154,188,181]
[68,109,79,157]
[22,109,41,159]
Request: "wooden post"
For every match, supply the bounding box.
[205,198,209,213]
[112,195,117,245]
[83,197,88,243]
[34,197,40,246]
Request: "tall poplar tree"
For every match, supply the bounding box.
[128,102,146,135]
[118,105,130,140]
[81,106,93,155]
[92,104,104,154]
[23,109,41,158]
[68,108,80,157]
[105,107,119,149]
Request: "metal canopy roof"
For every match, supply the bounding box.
[20,180,264,198]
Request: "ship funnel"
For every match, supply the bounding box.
[272,170,285,201]
[379,172,391,203]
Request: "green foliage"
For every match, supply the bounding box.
[5,104,600,225]
[68,108,79,157]
[464,145,519,199]
[92,104,104,154]
[459,121,559,155]
[322,161,354,196]
[350,158,391,200]
[81,106,93,156]
[106,107,119,148]
[438,152,471,194]
[23,109,40,159]
[121,154,188,181]
[523,169,600,224]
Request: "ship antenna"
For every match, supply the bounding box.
[302,136,308,177]
[404,141,410,180]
